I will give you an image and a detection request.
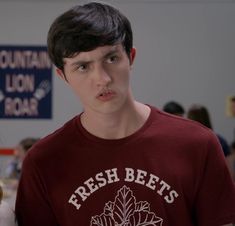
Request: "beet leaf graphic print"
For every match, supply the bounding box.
[113,185,136,224]
[90,185,163,226]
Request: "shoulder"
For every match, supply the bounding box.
[148,105,221,153]
[148,105,225,164]
[150,105,214,139]
[24,116,80,164]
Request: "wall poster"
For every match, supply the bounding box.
[0,45,52,119]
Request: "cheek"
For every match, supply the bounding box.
[111,60,130,78]
[114,67,130,86]
[68,77,86,94]
[69,80,92,103]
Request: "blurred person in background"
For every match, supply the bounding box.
[231,97,235,116]
[187,104,231,157]
[2,137,39,209]
[0,183,16,225]
[163,101,185,117]
[5,137,39,180]
[228,96,235,117]
[227,141,235,181]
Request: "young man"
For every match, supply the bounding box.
[15,2,235,226]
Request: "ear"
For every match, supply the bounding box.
[129,47,136,67]
[56,68,68,82]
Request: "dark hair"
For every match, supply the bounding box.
[19,137,39,153]
[47,2,133,70]
[163,101,185,116]
[187,104,212,129]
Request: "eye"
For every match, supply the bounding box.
[77,64,88,72]
[106,55,119,64]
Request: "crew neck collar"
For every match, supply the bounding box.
[75,105,155,147]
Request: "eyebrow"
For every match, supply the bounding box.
[70,48,120,68]
[103,49,119,59]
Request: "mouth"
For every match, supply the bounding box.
[97,89,116,101]
[97,88,112,96]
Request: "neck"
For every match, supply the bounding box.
[80,101,151,139]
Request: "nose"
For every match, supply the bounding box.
[94,65,112,86]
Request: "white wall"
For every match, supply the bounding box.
[0,0,234,147]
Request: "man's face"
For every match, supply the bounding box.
[14,144,25,160]
[58,44,136,115]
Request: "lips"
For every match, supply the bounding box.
[97,89,115,101]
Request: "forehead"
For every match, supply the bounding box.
[64,44,124,65]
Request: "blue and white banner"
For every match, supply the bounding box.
[0,45,52,119]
